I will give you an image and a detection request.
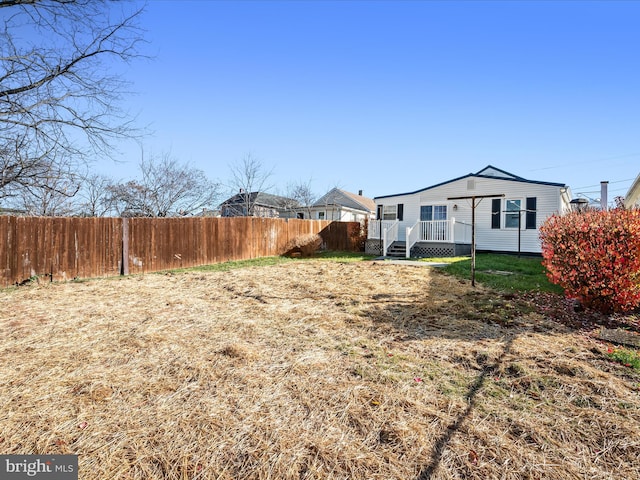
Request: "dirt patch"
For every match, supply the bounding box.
[1,261,638,479]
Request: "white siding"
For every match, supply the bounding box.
[375,176,566,253]
[303,206,373,222]
[625,174,640,208]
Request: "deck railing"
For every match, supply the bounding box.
[382,220,399,256]
[404,219,475,257]
[369,219,472,256]
[368,220,398,240]
[406,221,421,258]
[420,219,452,242]
[453,220,473,244]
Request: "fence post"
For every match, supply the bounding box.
[121,217,129,275]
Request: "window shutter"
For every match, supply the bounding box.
[376,205,382,220]
[397,204,404,221]
[526,197,537,229]
[491,199,501,229]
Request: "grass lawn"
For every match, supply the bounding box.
[432,253,565,294]
[1,257,639,479]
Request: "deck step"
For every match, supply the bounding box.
[386,241,406,257]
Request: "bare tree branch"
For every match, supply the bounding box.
[109,151,222,217]
[285,178,316,218]
[0,0,146,201]
[2,149,80,215]
[226,153,274,216]
[73,171,116,216]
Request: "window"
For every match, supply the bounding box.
[382,205,397,220]
[317,211,325,220]
[505,199,522,228]
[376,203,403,221]
[492,198,537,229]
[296,212,304,219]
[420,205,447,221]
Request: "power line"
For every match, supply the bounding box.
[572,178,635,190]
[529,153,640,172]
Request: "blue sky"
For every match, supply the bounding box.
[101,0,640,203]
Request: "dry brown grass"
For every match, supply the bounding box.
[1,261,639,479]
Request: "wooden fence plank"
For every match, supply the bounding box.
[0,216,361,286]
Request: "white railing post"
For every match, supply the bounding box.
[382,220,400,256]
[405,226,410,258]
[406,220,419,258]
[415,219,457,243]
[383,227,388,257]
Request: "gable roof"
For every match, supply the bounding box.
[374,165,567,200]
[220,191,299,209]
[312,188,376,212]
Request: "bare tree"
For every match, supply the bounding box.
[285,178,316,218]
[0,0,145,199]
[225,153,274,216]
[109,151,222,217]
[6,155,81,216]
[75,172,116,217]
[107,179,153,217]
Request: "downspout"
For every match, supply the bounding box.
[560,187,572,214]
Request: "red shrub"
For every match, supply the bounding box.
[349,219,368,252]
[539,208,640,313]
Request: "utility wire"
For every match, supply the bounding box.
[572,178,635,190]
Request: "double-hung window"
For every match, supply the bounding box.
[505,199,522,228]
[492,198,537,229]
[420,205,447,222]
[382,205,397,220]
[376,204,404,221]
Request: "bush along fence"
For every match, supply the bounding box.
[0,216,364,287]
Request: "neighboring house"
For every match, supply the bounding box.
[0,208,26,216]
[220,191,299,218]
[624,173,640,208]
[197,208,222,217]
[367,165,573,257]
[295,188,376,222]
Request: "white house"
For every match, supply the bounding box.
[367,165,573,257]
[295,188,376,223]
[624,173,640,208]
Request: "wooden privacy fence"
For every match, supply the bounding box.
[0,216,363,287]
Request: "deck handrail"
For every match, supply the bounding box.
[453,219,472,244]
[406,220,420,258]
[368,219,397,239]
[382,220,399,256]
[368,219,473,249]
[414,219,472,243]
[419,219,451,242]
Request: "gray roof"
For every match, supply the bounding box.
[221,191,300,209]
[312,188,376,212]
[375,165,567,200]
